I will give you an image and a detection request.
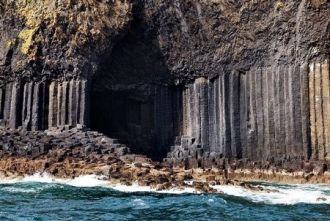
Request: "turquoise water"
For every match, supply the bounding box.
[0,180,329,221]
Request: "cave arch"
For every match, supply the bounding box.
[90,17,183,160]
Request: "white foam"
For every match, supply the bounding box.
[109,182,198,194]
[110,182,152,192]
[1,173,198,193]
[1,172,109,187]
[0,178,21,184]
[64,175,109,187]
[21,173,56,183]
[2,186,39,193]
[213,184,330,205]
[1,173,329,204]
[131,199,149,209]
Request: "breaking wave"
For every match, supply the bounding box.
[0,173,329,205]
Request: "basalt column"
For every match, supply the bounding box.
[0,80,88,131]
[9,82,22,129]
[170,74,241,165]
[239,64,311,161]
[48,82,58,129]
[153,84,181,156]
[309,60,330,161]
[49,80,89,129]
[31,82,45,131]
[22,82,34,130]
[199,78,210,150]
[182,77,210,150]
[2,83,13,126]
[229,72,241,158]
[0,87,4,120]
[78,80,90,127]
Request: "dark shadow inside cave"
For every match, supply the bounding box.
[90,10,183,160]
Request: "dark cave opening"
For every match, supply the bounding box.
[90,83,183,160]
[91,87,152,155]
[90,11,183,160]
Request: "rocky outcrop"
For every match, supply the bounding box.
[0,128,329,189]
[0,128,129,158]
[0,1,329,169]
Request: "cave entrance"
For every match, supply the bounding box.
[91,83,183,160]
[90,11,183,160]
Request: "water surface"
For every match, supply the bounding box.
[0,175,329,220]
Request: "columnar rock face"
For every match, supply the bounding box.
[239,65,310,161]
[50,80,90,129]
[167,60,330,166]
[0,1,329,167]
[167,76,239,167]
[0,65,329,165]
[0,80,89,131]
[179,76,240,158]
[309,60,330,161]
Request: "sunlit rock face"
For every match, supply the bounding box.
[0,0,329,165]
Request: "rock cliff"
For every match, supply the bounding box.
[0,0,329,168]
[0,0,131,81]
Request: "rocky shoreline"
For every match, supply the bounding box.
[1,128,329,194]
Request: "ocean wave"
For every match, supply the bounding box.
[213,184,330,205]
[109,182,198,194]
[0,173,329,205]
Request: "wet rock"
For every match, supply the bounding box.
[316,197,327,202]
[193,182,217,193]
[155,182,172,191]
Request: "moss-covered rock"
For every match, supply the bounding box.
[0,0,132,81]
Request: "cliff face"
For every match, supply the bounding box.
[0,0,329,166]
[142,0,329,80]
[1,0,328,81]
[0,0,131,82]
